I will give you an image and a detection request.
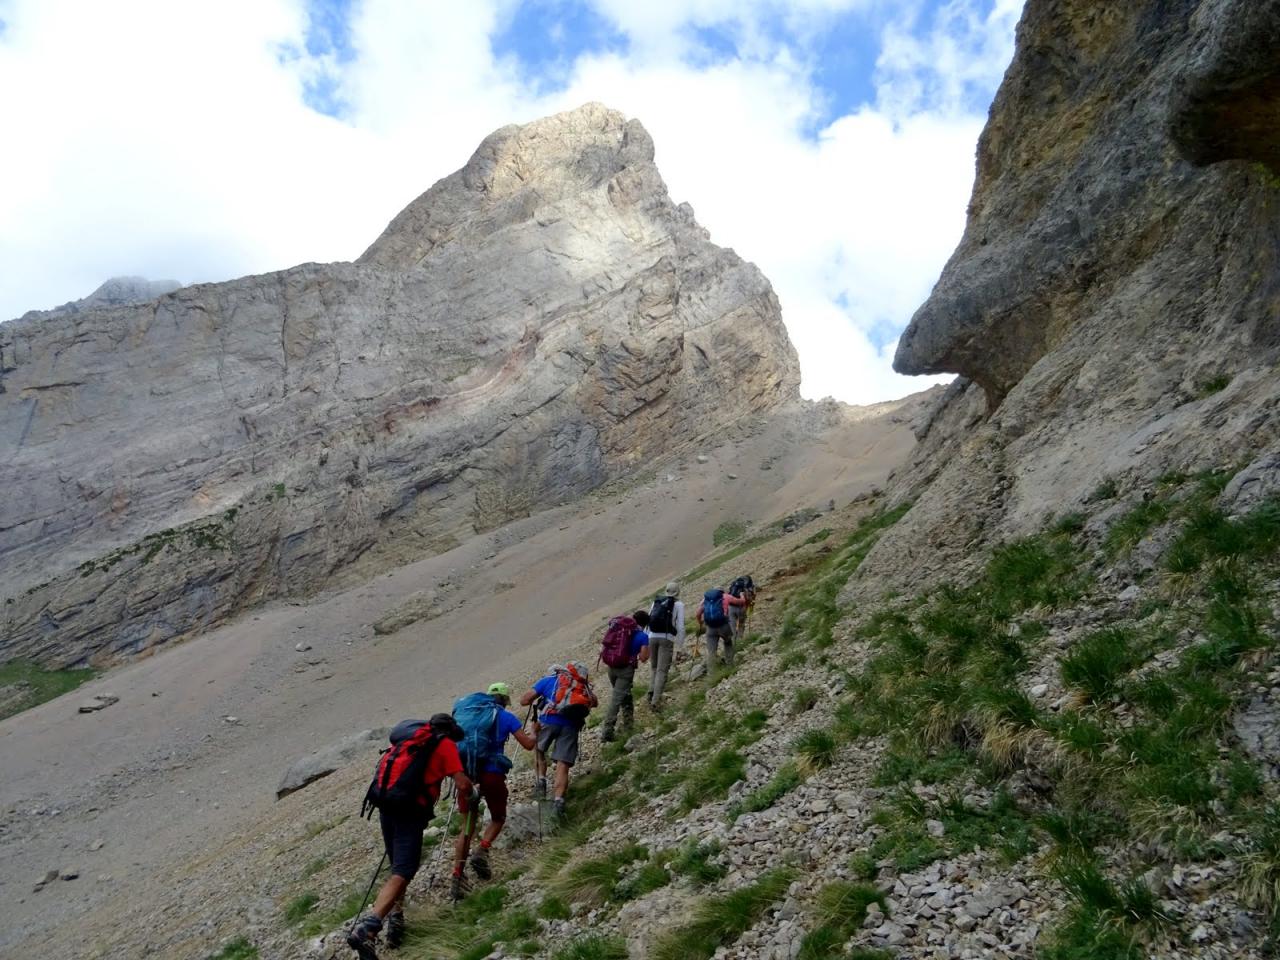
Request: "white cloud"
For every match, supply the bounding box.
[0,0,1021,404]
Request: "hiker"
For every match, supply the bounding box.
[528,663,561,798]
[646,583,685,710]
[599,610,651,743]
[728,575,756,645]
[450,682,536,892]
[520,662,597,820]
[349,714,475,958]
[696,586,747,670]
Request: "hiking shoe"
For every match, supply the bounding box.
[469,845,492,881]
[600,729,615,743]
[346,914,382,960]
[384,910,405,949]
[534,778,547,800]
[450,871,470,902]
[552,797,566,821]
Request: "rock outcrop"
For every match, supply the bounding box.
[21,276,184,320]
[0,103,800,667]
[870,0,1280,597]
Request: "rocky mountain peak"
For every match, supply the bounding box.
[1,104,800,667]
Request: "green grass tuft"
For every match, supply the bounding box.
[1060,627,1146,701]
[551,935,630,960]
[794,728,838,771]
[713,520,748,546]
[650,869,795,960]
[283,892,318,924]
[728,763,804,819]
[680,749,747,811]
[206,938,258,960]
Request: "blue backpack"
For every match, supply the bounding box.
[453,693,513,777]
[703,589,728,627]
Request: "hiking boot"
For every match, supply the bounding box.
[534,777,547,800]
[469,845,492,881]
[600,728,615,743]
[552,797,566,821]
[346,914,382,960]
[450,871,469,902]
[384,910,406,948]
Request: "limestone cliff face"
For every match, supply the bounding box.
[0,103,800,667]
[859,0,1280,598]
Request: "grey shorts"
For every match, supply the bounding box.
[537,722,581,766]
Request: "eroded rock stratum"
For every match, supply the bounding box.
[0,103,800,667]
[866,0,1280,601]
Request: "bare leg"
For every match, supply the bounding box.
[371,875,409,918]
[553,760,571,800]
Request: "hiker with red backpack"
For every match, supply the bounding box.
[449,682,536,897]
[520,662,597,820]
[598,610,650,743]
[349,714,475,959]
[696,586,747,671]
[646,583,685,711]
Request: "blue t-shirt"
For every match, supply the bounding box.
[533,674,568,727]
[487,708,525,773]
[630,629,651,659]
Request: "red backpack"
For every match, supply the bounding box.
[600,615,638,668]
[361,722,445,819]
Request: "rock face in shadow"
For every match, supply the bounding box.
[856,0,1280,599]
[0,103,800,667]
[894,0,1280,404]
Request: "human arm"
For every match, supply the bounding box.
[674,601,685,645]
[519,688,538,707]
[726,593,747,608]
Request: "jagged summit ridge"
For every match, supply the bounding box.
[0,103,801,667]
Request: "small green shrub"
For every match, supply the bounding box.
[1196,373,1231,397]
[1104,499,1171,555]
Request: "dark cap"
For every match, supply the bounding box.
[429,712,464,741]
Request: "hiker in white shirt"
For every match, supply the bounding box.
[645,581,685,711]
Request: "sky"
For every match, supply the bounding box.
[0,0,1023,404]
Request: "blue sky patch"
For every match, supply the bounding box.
[491,1,628,94]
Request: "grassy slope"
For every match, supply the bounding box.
[271,473,1280,959]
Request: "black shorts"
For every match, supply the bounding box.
[380,808,429,881]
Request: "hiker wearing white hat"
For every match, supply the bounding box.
[644,581,685,711]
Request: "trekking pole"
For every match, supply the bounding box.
[353,851,387,923]
[427,786,457,890]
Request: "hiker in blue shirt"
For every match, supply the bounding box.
[599,610,651,744]
[449,682,535,897]
[521,662,596,819]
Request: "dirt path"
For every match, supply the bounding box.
[0,400,920,955]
